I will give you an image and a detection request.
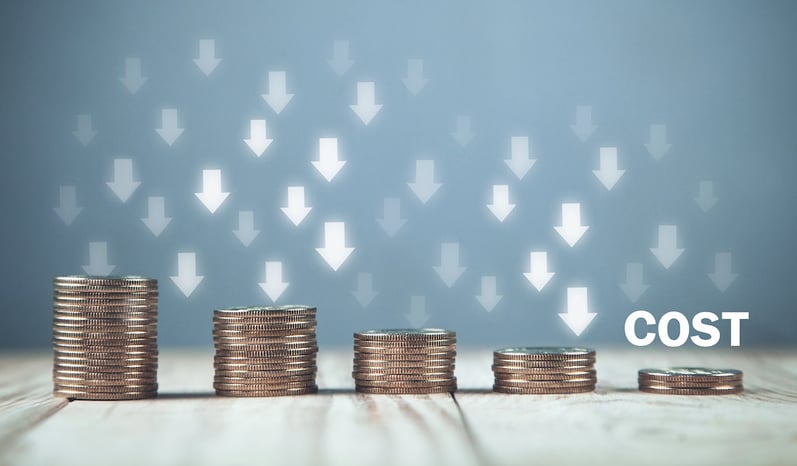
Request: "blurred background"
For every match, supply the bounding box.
[1,0,796,349]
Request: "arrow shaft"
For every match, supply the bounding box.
[511,136,528,160]
[416,160,435,184]
[626,263,644,284]
[441,243,459,265]
[202,170,222,194]
[599,147,618,169]
[455,115,470,132]
[658,225,678,248]
[357,82,375,104]
[650,124,667,144]
[384,198,401,219]
[249,120,267,139]
[287,186,305,207]
[324,222,346,249]
[177,252,196,276]
[333,40,349,59]
[715,252,732,272]
[238,210,254,229]
[562,203,582,227]
[567,287,588,314]
[148,197,165,217]
[699,180,713,197]
[265,261,283,282]
[530,252,548,273]
[77,114,92,131]
[319,138,338,162]
[358,272,372,290]
[89,242,108,264]
[481,276,497,295]
[60,186,77,206]
[125,58,141,78]
[161,109,178,128]
[493,185,509,205]
[114,159,133,182]
[407,59,424,78]
[269,71,287,94]
[410,295,425,313]
[199,39,215,58]
[575,105,591,125]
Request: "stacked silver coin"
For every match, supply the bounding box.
[353,329,457,394]
[492,347,597,394]
[213,305,318,397]
[52,276,158,400]
[639,367,744,395]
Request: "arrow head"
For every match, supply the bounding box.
[650,247,684,269]
[408,182,441,204]
[195,192,229,214]
[504,158,535,179]
[570,123,596,142]
[695,195,717,212]
[487,203,515,222]
[156,127,184,146]
[353,289,378,307]
[593,169,625,190]
[709,272,738,292]
[244,137,273,157]
[281,206,311,226]
[476,294,502,312]
[433,266,466,287]
[82,263,115,276]
[120,76,146,95]
[402,77,429,96]
[619,283,649,303]
[312,160,346,182]
[54,206,82,226]
[350,104,382,125]
[328,58,354,77]
[106,180,140,203]
[73,129,96,146]
[405,310,430,327]
[141,216,171,237]
[170,275,204,297]
[554,225,589,247]
[523,272,555,292]
[645,142,672,160]
[194,57,221,76]
[233,228,260,247]
[559,312,597,336]
[451,130,474,147]
[377,217,406,237]
[316,247,354,271]
[259,280,288,302]
[262,93,294,115]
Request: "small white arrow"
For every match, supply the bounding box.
[73,114,96,146]
[559,287,597,336]
[312,137,346,182]
[451,115,474,147]
[261,71,294,114]
[434,242,466,287]
[156,108,184,146]
[709,252,738,292]
[82,241,115,276]
[645,123,671,160]
[54,186,82,226]
[523,251,555,291]
[141,196,172,237]
[170,252,204,297]
[316,222,354,271]
[695,180,718,212]
[106,158,140,202]
[403,58,429,95]
[554,203,589,247]
[405,295,430,327]
[620,262,649,303]
[328,40,354,77]
[377,197,406,237]
[350,81,382,125]
[120,57,147,95]
[570,105,596,142]
[193,39,221,76]
[281,186,312,226]
[195,169,229,214]
[352,272,378,307]
[487,184,515,222]
[259,261,289,302]
[243,119,273,157]
[408,160,441,204]
[476,276,502,312]
[593,147,625,190]
[233,210,260,247]
[504,136,536,179]
[650,224,684,269]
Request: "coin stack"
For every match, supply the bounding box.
[52,276,159,400]
[492,347,597,394]
[213,306,318,397]
[352,329,457,394]
[638,367,744,395]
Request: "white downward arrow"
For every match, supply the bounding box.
[170,252,204,297]
[402,58,429,95]
[352,272,378,307]
[312,137,345,182]
[434,242,466,287]
[141,196,172,237]
[620,262,649,303]
[593,147,625,190]
[695,180,718,212]
[281,186,312,226]
[73,114,96,146]
[233,210,260,247]
[328,40,354,77]
[476,276,502,312]
[570,105,597,142]
[709,252,738,292]
[524,251,555,291]
[106,158,140,202]
[487,184,515,222]
[82,241,115,276]
[156,108,184,146]
[377,197,406,237]
[554,203,589,247]
[54,185,82,226]
[505,136,536,179]
[243,119,273,157]
[195,169,229,214]
[120,57,147,95]
[645,123,672,160]
[405,295,430,327]
[451,115,474,147]
[261,71,294,114]
[350,81,382,125]
[316,222,354,271]
[650,224,684,269]
[193,39,221,76]
[259,261,289,302]
[408,160,441,204]
[559,287,597,337]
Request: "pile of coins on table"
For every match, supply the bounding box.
[638,367,744,395]
[52,275,159,400]
[353,329,457,394]
[213,305,318,397]
[492,347,597,394]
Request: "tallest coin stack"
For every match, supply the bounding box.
[52,276,159,400]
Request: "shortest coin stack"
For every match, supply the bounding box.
[638,367,743,395]
[492,347,597,394]
[353,329,457,394]
[213,305,318,397]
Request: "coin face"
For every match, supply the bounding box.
[495,347,595,358]
[355,329,455,339]
[639,367,742,378]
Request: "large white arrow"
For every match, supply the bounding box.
[141,196,172,237]
[434,242,466,287]
[352,272,378,307]
[451,115,474,147]
[243,119,273,157]
[316,222,354,271]
[377,197,406,237]
[405,295,430,327]
[73,114,96,146]
[408,160,441,204]
[505,136,535,179]
[106,158,140,202]
[570,105,596,142]
[403,58,429,95]
[195,169,229,214]
[82,241,115,276]
[695,180,718,212]
[523,251,555,291]
[476,276,502,312]
[259,261,288,302]
[156,108,184,146]
[281,186,311,226]
[650,224,684,269]
[120,57,146,94]
[709,252,738,292]
[559,287,597,337]
[593,147,625,190]
[620,262,649,303]
[328,40,354,77]
[233,210,260,247]
[645,123,671,160]
[261,71,294,114]
[350,81,382,125]
[312,137,345,182]
[170,252,204,297]
[193,39,221,76]
[54,185,82,226]
[487,184,515,222]
[554,203,588,247]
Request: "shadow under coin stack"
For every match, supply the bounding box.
[52,276,159,400]
[638,367,744,395]
[353,329,457,394]
[213,306,318,397]
[492,347,597,394]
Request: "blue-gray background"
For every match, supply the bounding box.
[2,0,795,349]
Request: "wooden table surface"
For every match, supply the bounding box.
[1,348,796,466]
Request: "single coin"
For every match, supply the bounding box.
[53,389,158,400]
[494,378,596,388]
[53,314,156,324]
[214,353,316,362]
[493,384,595,395]
[212,335,317,345]
[214,350,317,359]
[355,384,456,395]
[214,367,316,377]
[213,319,316,329]
[215,385,318,397]
[54,347,157,356]
[353,336,456,345]
[494,347,595,360]
[353,364,454,374]
[53,382,158,393]
[54,275,157,285]
[214,306,316,316]
[213,376,317,386]
[354,329,455,340]
[213,381,316,391]
[639,385,744,395]
[354,377,456,388]
[354,349,456,358]
[53,368,156,378]
[353,371,454,381]
[353,345,456,355]
[638,368,743,381]
[53,377,158,387]
[213,327,316,336]
[491,357,595,368]
[492,365,594,375]
[493,370,597,381]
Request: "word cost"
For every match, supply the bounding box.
[625,310,749,347]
